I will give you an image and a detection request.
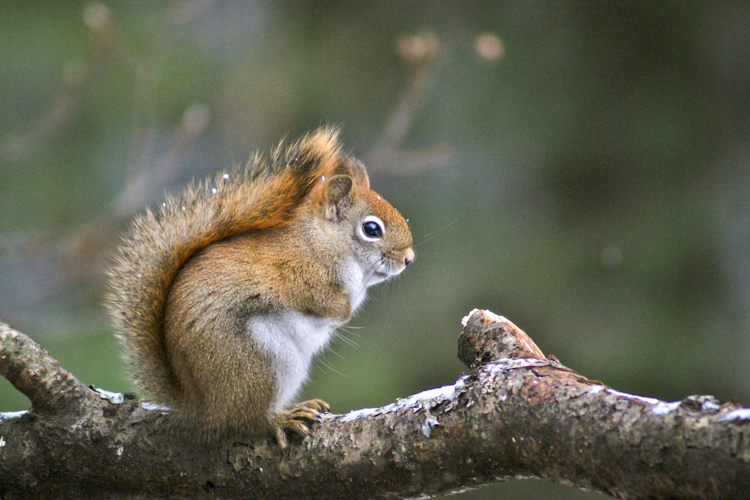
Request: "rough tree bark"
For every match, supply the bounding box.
[1,309,749,499]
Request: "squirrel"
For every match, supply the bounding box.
[105,128,415,447]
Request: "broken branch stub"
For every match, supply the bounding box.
[458,309,546,370]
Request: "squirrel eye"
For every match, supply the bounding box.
[360,216,385,242]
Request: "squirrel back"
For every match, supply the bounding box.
[106,128,415,444]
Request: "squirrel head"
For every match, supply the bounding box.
[305,158,415,288]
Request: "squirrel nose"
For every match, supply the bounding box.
[403,247,416,266]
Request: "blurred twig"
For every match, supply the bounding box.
[0,2,215,334]
[367,31,453,174]
[0,64,83,162]
[367,31,504,175]
[117,0,215,213]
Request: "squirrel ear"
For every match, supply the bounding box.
[328,160,370,190]
[324,175,354,222]
[346,160,370,190]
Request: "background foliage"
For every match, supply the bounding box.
[2,2,749,498]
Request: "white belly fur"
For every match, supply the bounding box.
[248,313,338,414]
[248,259,376,415]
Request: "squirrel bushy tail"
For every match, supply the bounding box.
[106,128,343,407]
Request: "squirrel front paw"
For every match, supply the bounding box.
[271,399,331,448]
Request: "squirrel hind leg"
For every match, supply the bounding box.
[271,399,331,448]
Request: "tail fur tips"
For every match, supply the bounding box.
[285,127,342,172]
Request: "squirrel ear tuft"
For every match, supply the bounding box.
[324,175,354,222]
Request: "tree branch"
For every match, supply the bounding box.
[1,311,749,499]
[0,322,96,413]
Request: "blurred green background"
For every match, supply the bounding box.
[2,1,749,498]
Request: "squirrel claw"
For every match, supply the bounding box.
[287,399,330,424]
[274,417,310,450]
[274,426,290,449]
[272,416,311,449]
[272,399,330,448]
[293,398,331,414]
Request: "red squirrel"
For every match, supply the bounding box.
[106,128,415,446]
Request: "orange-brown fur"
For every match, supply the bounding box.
[106,128,415,444]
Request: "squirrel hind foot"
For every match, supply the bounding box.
[271,399,331,448]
